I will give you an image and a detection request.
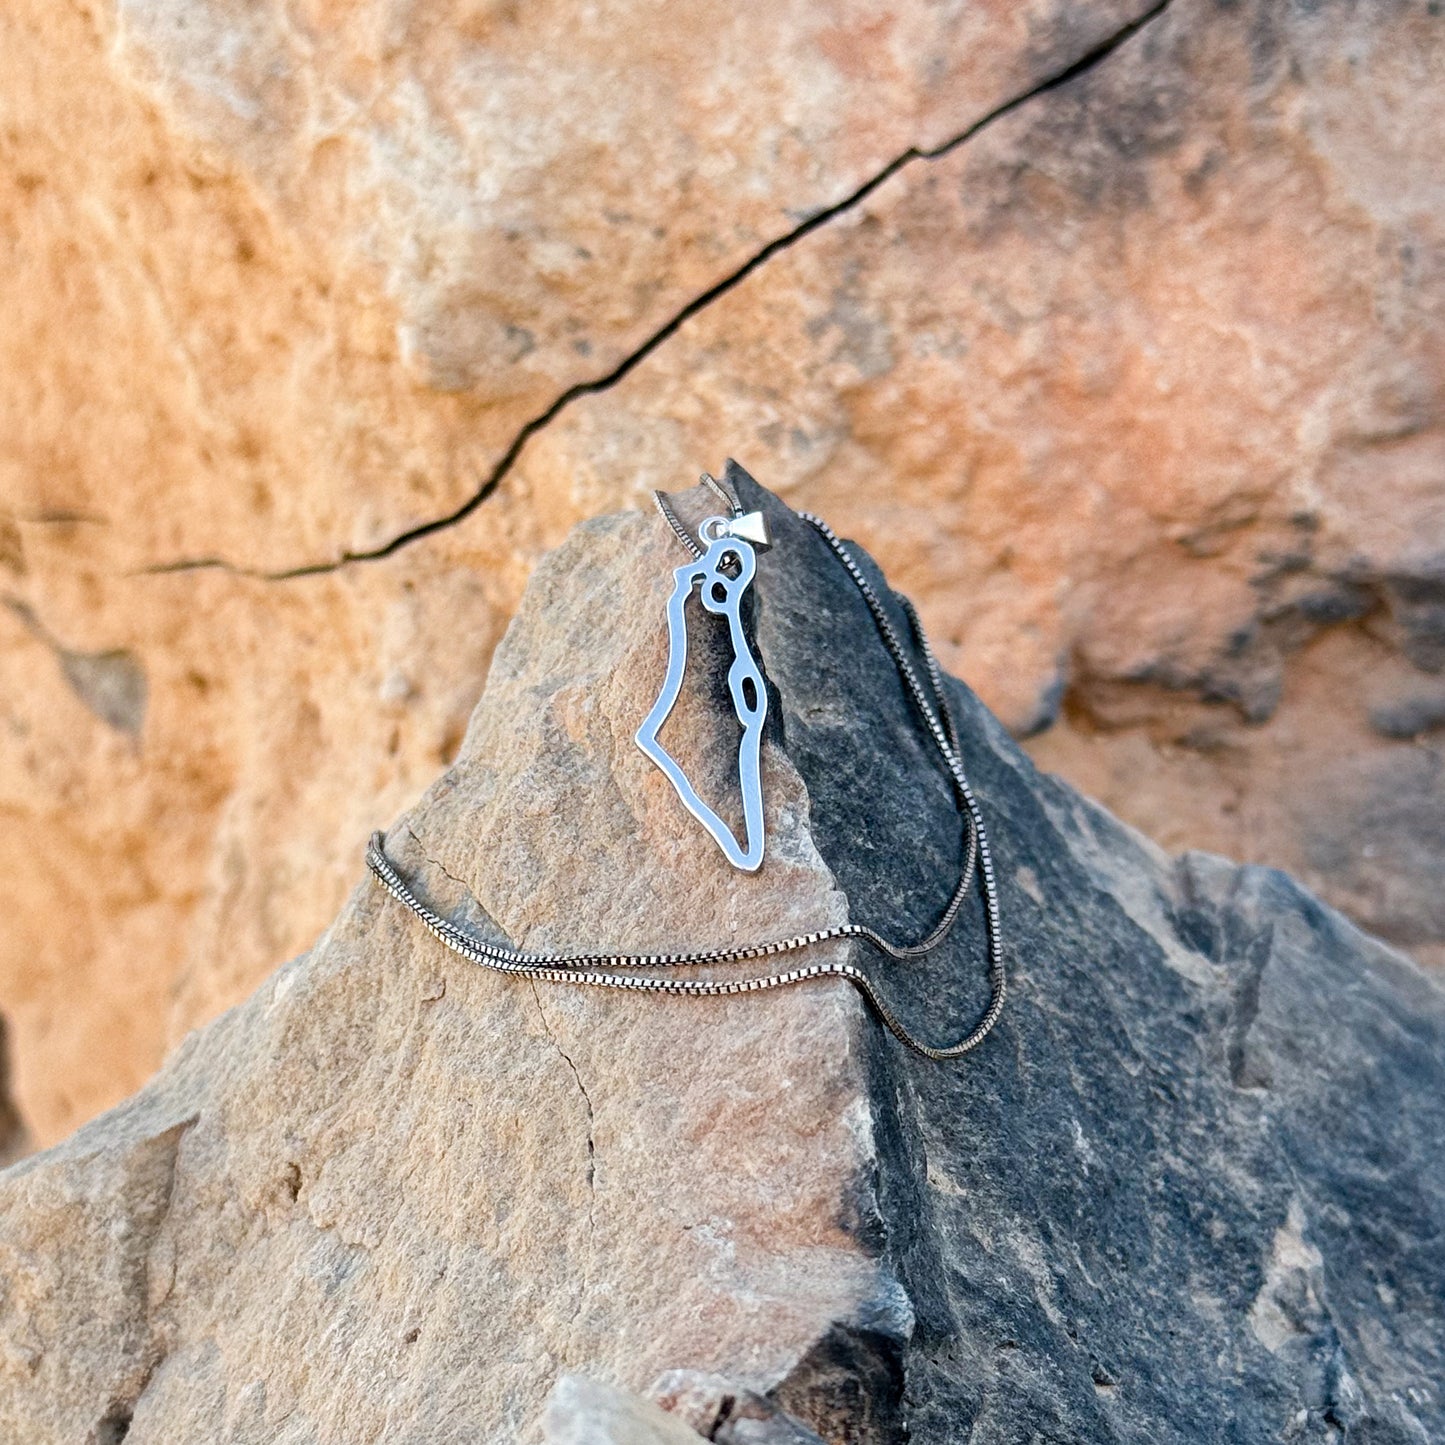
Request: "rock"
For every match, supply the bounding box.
[0,0,1442,1193]
[0,472,1441,1443]
[543,1375,704,1445]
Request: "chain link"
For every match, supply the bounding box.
[366,498,1006,1060]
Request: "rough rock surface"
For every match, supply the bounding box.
[0,477,1441,1444]
[0,0,1442,1161]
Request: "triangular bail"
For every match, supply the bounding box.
[722,511,772,549]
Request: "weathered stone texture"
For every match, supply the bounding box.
[0,480,1440,1443]
[1,0,1442,1152]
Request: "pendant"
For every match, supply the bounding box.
[636,512,771,871]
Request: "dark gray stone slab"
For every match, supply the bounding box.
[727,460,1445,1445]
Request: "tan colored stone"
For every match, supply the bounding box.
[2,0,1444,1154]
[0,499,895,1443]
[5,0,1148,573]
[5,483,1443,1443]
[8,482,1445,1445]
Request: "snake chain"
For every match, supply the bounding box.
[366,489,1006,1059]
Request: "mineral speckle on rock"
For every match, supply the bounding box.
[0,475,1440,1443]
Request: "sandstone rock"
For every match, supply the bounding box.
[0,0,1442,1168]
[1,0,1150,573]
[0,477,1441,1443]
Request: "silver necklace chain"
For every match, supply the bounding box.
[366,492,1006,1061]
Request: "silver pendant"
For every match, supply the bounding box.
[636,512,771,871]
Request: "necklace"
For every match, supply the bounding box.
[366,476,1006,1061]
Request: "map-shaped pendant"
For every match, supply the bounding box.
[635,517,768,871]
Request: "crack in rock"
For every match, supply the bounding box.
[528,980,599,1232]
[138,0,1174,584]
[402,823,471,893]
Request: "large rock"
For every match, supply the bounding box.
[1,0,1442,1173]
[1,476,1440,1443]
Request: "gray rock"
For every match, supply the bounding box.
[0,465,1440,1443]
[724,464,1445,1443]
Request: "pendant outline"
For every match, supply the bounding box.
[635,529,768,871]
